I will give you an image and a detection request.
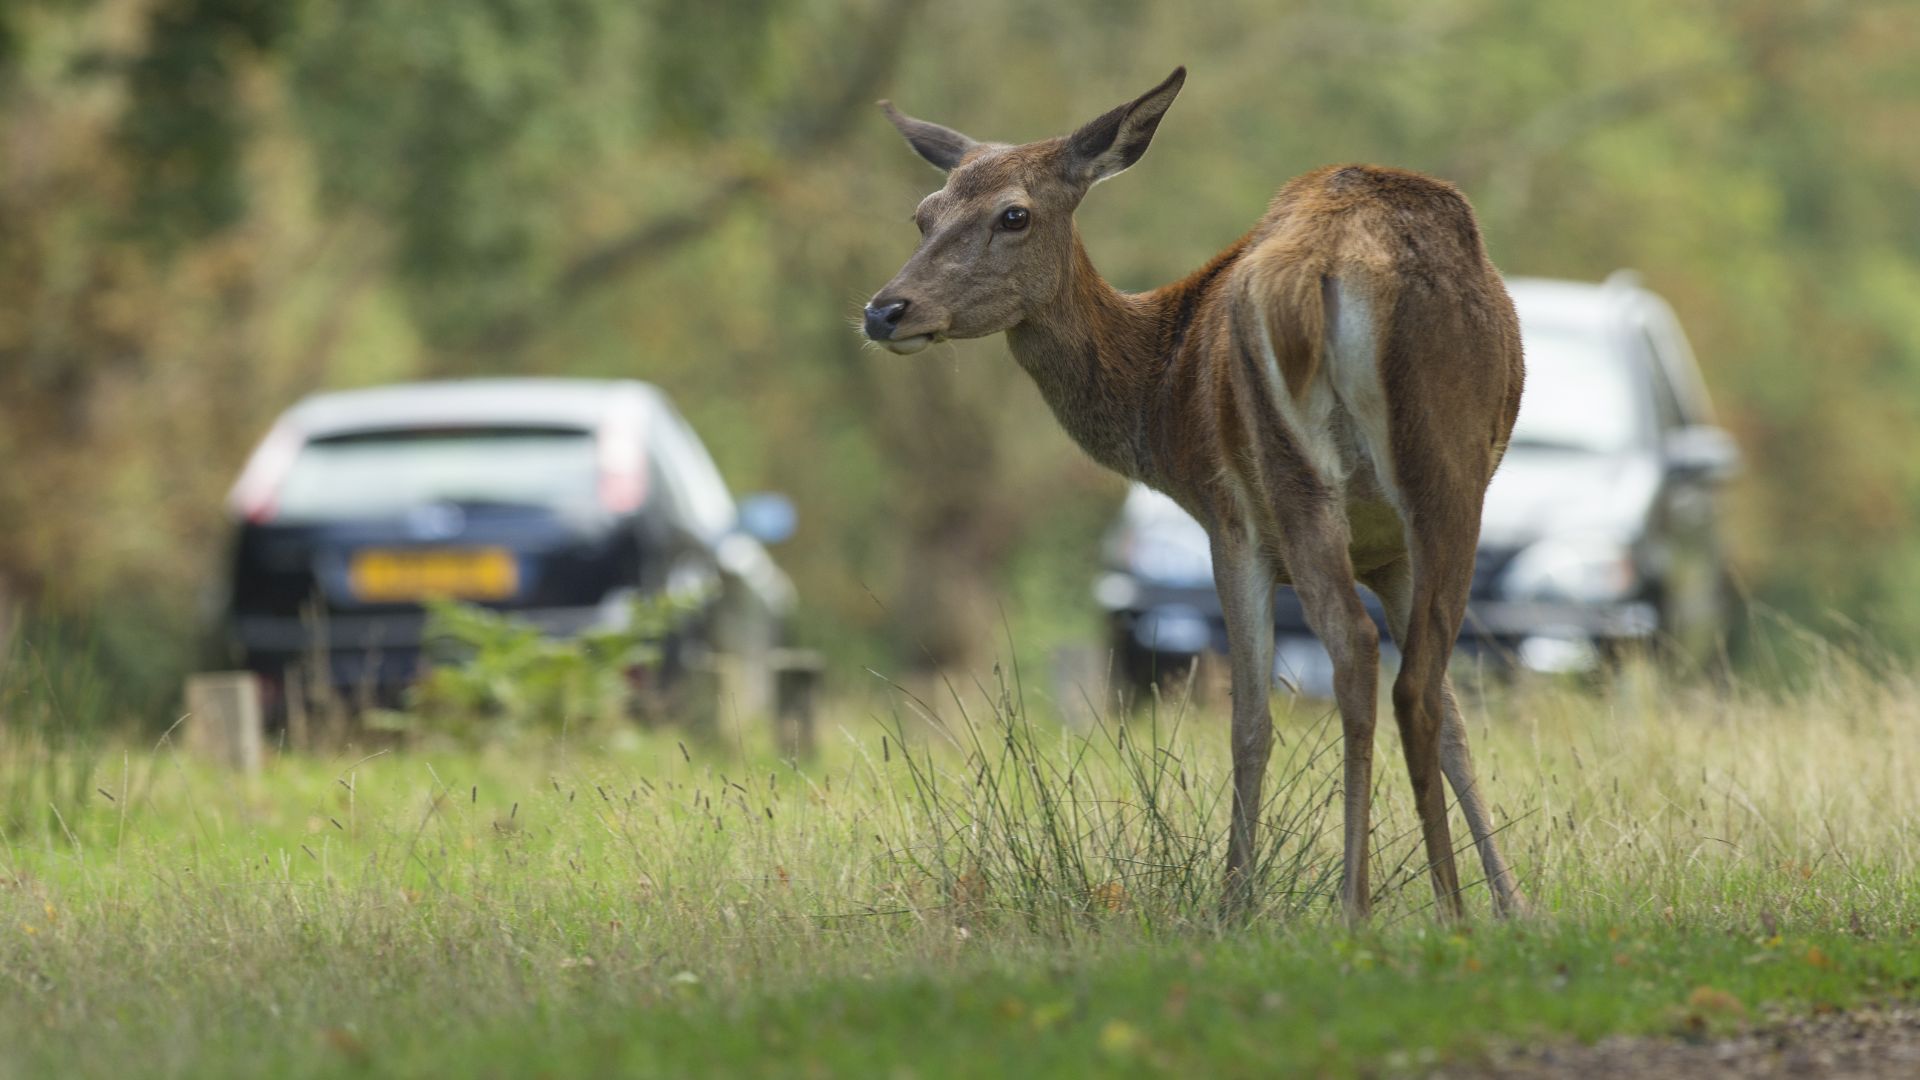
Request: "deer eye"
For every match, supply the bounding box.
[998,206,1030,231]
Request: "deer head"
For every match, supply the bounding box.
[862,68,1187,354]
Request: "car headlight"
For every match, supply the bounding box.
[1501,536,1637,604]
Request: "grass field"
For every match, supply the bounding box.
[4,652,1918,1077]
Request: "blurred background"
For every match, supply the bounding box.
[3,0,1918,725]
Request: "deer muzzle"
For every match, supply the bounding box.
[862,297,936,354]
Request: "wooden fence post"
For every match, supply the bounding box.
[184,672,265,773]
[1047,644,1110,730]
[772,649,824,759]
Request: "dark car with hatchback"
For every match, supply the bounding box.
[218,378,795,712]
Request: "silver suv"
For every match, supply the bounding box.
[1098,272,1741,697]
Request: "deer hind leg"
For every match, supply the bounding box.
[1376,519,1474,919]
[1210,525,1275,914]
[1269,502,1381,922]
[1438,678,1529,916]
[1319,272,1458,916]
[1367,558,1528,918]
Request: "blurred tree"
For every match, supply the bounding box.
[5,0,1920,715]
[647,0,779,138]
[118,0,297,243]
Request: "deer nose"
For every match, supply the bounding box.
[863,298,909,341]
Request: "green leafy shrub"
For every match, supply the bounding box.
[405,597,684,741]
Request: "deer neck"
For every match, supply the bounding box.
[1004,232,1172,481]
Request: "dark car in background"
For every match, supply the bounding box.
[217,379,795,712]
[1098,272,1741,698]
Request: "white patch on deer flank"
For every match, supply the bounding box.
[1250,302,1346,492]
[1322,279,1408,523]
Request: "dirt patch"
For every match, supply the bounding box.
[1447,1004,1920,1079]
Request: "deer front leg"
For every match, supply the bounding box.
[1211,529,1275,914]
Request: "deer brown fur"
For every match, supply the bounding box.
[865,67,1527,920]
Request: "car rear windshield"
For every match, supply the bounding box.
[1509,324,1648,454]
[273,428,599,521]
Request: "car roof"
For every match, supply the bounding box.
[280,378,665,439]
[1504,276,1632,333]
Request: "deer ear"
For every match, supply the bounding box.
[880,101,979,172]
[1064,66,1186,186]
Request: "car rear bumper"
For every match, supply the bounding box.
[234,604,615,653]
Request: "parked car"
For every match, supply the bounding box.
[216,378,796,714]
[1097,272,1740,698]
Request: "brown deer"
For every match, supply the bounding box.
[863,67,1526,920]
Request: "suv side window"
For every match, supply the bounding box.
[674,412,737,539]
[1640,300,1715,427]
[644,416,692,530]
[1640,326,1687,434]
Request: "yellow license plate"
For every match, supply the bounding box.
[349,548,519,603]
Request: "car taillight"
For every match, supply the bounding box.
[599,468,646,514]
[597,420,648,514]
[227,423,304,524]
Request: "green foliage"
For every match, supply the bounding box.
[646,0,780,138]
[0,621,114,839]
[285,0,662,342]
[118,0,301,243]
[8,0,1920,713]
[405,597,680,740]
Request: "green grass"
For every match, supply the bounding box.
[377,926,1911,1076]
[3,656,1918,1077]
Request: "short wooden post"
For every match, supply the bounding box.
[677,654,724,732]
[772,649,824,759]
[283,666,310,753]
[184,672,265,773]
[1047,644,1109,729]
